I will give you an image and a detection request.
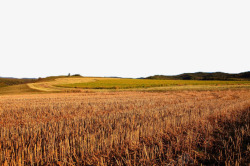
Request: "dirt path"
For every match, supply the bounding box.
[27,77,114,92]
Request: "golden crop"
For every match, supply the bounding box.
[0,90,249,165]
[57,79,250,89]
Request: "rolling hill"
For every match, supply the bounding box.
[0,72,250,94]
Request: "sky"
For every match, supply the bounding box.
[0,0,249,78]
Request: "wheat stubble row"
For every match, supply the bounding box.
[0,90,249,165]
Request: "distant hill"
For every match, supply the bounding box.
[146,71,250,80]
[0,77,36,88]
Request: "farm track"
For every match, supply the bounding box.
[27,77,101,92]
[0,90,249,165]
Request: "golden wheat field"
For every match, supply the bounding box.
[0,90,249,165]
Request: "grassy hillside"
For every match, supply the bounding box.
[0,77,36,88]
[146,71,250,80]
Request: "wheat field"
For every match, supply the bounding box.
[0,90,249,165]
[57,78,250,89]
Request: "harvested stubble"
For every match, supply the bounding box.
[0,90,249,165]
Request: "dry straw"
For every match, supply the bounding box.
[0,90,249,165]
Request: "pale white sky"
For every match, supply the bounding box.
[0,1,249,78]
